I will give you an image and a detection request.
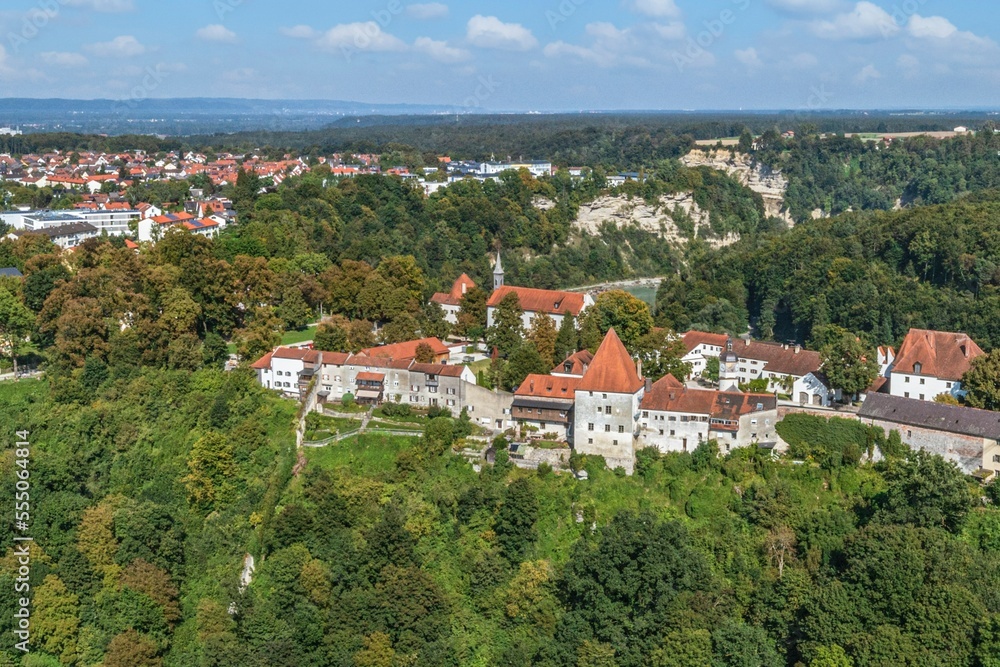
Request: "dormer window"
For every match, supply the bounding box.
[554,301,561,310]
[564,362,573,373]
[913,362,922,374]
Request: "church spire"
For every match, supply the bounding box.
[493,250,504,290]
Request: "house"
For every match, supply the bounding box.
[252,347,317,396]
[639,374,778,454]
[430,274,476,325]
[0,267,23,278]
[888,329,984,402]
[573,329,646,474]
[137,213,196,243]
[359,337,450,364]
[9,222,99,249]
[684,331,836,406]
[513,374,581,441]
[859,393,1000,478]
[487,286,593,330]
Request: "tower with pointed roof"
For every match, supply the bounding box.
[719,336,741,392]
[573,328,645,474]
[493,251,504,291]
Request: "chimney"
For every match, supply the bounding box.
[461,282,467,295]
[669,391,676,401]
[529,379,535,392]
[645,378,652,392]
[636,359,643,379]
[962,343,969,358]
[795,345,801,354]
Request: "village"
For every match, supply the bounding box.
[251,252,1000,481]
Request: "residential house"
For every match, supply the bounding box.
[888,328,984,402]
[513,374,581,441]
[360,337,450,364]
[486,286,593,330]
[552,350,594,378]
[859,393,1000,478]
[430,274,476,325]
[639,375,778,455]
[573,329,645,474]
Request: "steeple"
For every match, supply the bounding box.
[493,251,504,290]
[719,336,741,392]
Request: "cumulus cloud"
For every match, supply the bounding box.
[317,23,407,53]
[626,0,681,18]
[406,3,449,20]
[280,25,318,39]
[855,64,881,83]
[907,15,957,39]
[809,2,898,40]
[196,24,237,43]
[62,0,133,12]
[413,37,470,63]
[544,21,676,69]
[40,51,88,67]
[734,47,762,67]
[466,15,538,51]
[84,35,147,57]
[652,22,686,40]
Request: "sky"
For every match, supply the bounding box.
[0,0,999,111]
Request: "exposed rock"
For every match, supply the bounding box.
[533,196,556,211]
[571,193,738,249]
[681,149,794,225]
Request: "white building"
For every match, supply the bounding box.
[430,273,476,325]
[888,329,985,402]
[572,329,645,474]
[486,254,593,330]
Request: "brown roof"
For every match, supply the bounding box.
[682,330,729,353]
[892,328,984,381]
[860,392,1000,440]
[431,273,476,307]
[577,329,644,394]
[360,337,449,362]
[251,351,273,369]
[356,372,385,382]
[317,351,351,366]
[642,374,776,421]
[515,374,582,398]
[486,285,588,317]
[271,347,311,360]
[410,363,466,377]
[733,339,822,378]
[553,350,594,376]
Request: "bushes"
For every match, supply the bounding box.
[776,413,873,468]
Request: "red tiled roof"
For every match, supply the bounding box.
[124,239,139,249]
[360,337,449,361]
[516,373,582,398]
[577,328,643,394]
[271,347,311,360]
[431,273,476,307]
[356,372,385,382]
[642,374,776,421]
[317,351,351,365]
[410,363,466,377]
[486,285,587,317]
[251,351,273,369]
[683,330,729,353]
[893,328,985,381]
[733,339,822,378]
[553,350,594,376]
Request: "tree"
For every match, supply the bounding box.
[103,629,161,667]
[414,342,436,364]
[635,328,691,382]
[275,285,312,331]
[202,331,229,370]
[0,288,36,375]
[501,342,549,391]
[738,129,754,154]
[486,292,524,357]
[555,313,578,362]
[314,317,349,352]
[874,449,975,533]
[496,477,539,563]
[33,575,80,666]
[705,356,720,383]
[528,312,558,368]
[580,290,653,352]
[711,618,782,667]
[963,350,1000,411]
[809,645,854,667]
[419,302,451,341]
[819,326,879,398]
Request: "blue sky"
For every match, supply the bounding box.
[0,0,998,110]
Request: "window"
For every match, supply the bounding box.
[751,419,758,426]
[919,394,925,400]
[588,438,593,444]
[904,392,910,398]
[914,362,922,374]
[907,430,912,438]
[669,416,677,422]
[613,440,618,446]
[919,378,925,385]
[993,455,1000,464]
[605,425,611,432]
[904,376,910,383]
[602,393,608,399]
[946,382,953,389]
[588,423,594,431]
[605,405,612,414]
[670,430,676,436]
[659,429,664,435]
[642,411,648,418]
[618,425,625,433]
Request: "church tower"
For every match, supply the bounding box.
[719,336,741,392]
[493,251,504,290]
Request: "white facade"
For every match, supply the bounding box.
[889,372,958,402]
[794,373,838,407]
[573,388,644,474]
[260,355,307,396]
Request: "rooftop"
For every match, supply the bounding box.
[859,393,1000,440]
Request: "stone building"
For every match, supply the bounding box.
[888,328,984,402]
[512,374,581,441]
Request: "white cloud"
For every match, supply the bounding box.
[317,23,407,53]
[84,35,147,57]
[907,15,956,39]
[413,37,470,63]
[652,22,686,40]
[734,47,761,67]
[765,0,845,14]
[543,22,662,69]
[406,3,449,20]
[855,64,881,83]
[196,24,237,43]
[809,2,898,40]
[626,0,681,18]
[62,0,133,12]
[280,25,318,39]
[466,15,538,51]
[40,51,88,67]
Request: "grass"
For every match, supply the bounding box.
[306,433,421,476]
[281,325,318,346]
[466,358,492,376]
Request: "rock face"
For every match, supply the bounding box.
[571,193,738,249]
[681,149,794,225]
